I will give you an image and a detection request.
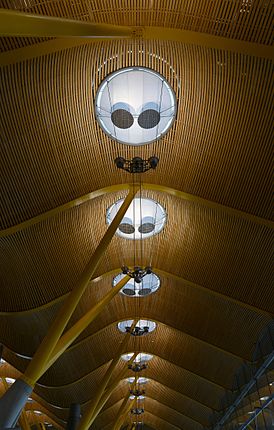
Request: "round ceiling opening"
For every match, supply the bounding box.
[113,272,160,297]
[107,197,166,240]
[118,319,157,335]
[127,377,149,384]
[95,67,176,146]
[121,352,153,363]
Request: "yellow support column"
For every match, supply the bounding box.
[21,187,136,387]
[18,409,31,430]
[113,394,130,430]
[79,354,137,430]
[68,321,135,427]
[42,276,131,374]
[114,398,135,430]
[0,8,132,38]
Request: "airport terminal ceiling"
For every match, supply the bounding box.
[0,1,273,429]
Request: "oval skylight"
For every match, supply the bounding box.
[130,395,145,400]
[106,197,166,240]
[121,352,153,363]
[127,377,149,384]
[113,272,160,297]
[95,67,176,146]
[118,319,156,334]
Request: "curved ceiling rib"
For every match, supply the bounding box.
[0,364,217,418]
[97,397,204,429]
[0,266,271,318]
[99,402,184,430]
[2,317,248,363]
[0,2,273,429]
[1,183,272,239]
[54,319,249,362]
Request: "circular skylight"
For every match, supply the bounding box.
[127,377,149,384]
[118,319,156,334]
[107,197,166,240]
[113,272,160,297]
[121,352,153,363]
[130,395,145,400]
[95,67,176,146]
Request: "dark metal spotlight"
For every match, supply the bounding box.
[131,408,144,415]
[121,266,152,284]
[125,325,150,337]
[148,156,159,169]
[114,156,126,169]
[128,363,147,373]
[130,389,146,397]
[114,156,159,173]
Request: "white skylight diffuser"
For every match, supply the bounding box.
[130,395,145,400]
[113,272,160,297]
[95,67,176,146]
[118,319,156,333]
[5,377,15,384]
[121,352,153,363]
[127,377,149,384]
[107,197,167,240]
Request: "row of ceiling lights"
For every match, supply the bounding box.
[95,66,177,426]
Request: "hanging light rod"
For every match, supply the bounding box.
[115,156,159,174]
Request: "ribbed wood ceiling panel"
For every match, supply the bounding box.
[0,2,273,429]
[0,0,273,44]
[0,191,273,315]
[0,41,273,228]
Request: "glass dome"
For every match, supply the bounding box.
[95,67,176,146]
[113,272,160,297]
[117,319,156,334]
[106,197,166,240]
[121,352,153,363]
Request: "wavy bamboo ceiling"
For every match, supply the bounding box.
[0,1,273,429]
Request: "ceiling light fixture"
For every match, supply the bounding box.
[118,319,156,336]
[114,156,159,173]
[131,408,144,415]
[113,271,160,297]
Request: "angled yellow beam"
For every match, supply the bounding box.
[142,27,274,60]
[1,183,272,240]
[40,276,131,376]
[0,9,132,38]
[0,26,273,67]
[80,354,137,430]
[112,394,131,430]
[113,398,135,430]
[20,187,136,387]
[65,320,135,427]
[18,409,31,430]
